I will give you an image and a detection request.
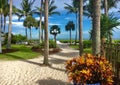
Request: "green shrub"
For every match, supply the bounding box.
[49,40,56,48]
[83,40,92,48]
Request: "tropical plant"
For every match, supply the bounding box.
[66,54,114,85]
[34,0,60,43]
[92,0,101,55]
[78,0,83,56]
[65,21,75,45]
[100,14,120,40]
[15,0,35,39]
[7,0,12,49]
[64,1,78,45]
[44,0,49,65]
[23,16,38,40]
[50,25,60,45]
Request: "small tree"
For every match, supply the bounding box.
[65,21,75,45]
[50,25,60,45]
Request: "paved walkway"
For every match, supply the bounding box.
[0,42,79,85]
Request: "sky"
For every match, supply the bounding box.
[5,0,120,40]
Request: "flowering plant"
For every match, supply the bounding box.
[66,54,114,85]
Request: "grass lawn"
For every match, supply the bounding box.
[0,45,41,60]
[70,45,92,53]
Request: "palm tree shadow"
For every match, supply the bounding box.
[5,54,44,66]
[36,77,72,85]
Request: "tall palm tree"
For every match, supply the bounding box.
[50,25,60,44]
[3,3,9,33]
[79,0,83,56]
[15,0,35,40]
[92,0,101,55]
[64,2,78,45]
[0,0,8,52]
[44,0,49,65]
[65,21,75,45]
[102,0,120,43]
[7,0,12,49]
[23,16,38,40]
[34,0,60,42]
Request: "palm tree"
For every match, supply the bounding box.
[23,16,38,40]
[7,0,12,49]
[50,25,60,44]
[101,14,120,40]
[34,0,60,43]
[102,0,120,43]
[64,2,78,45]
[78,0,83,56]
[15,0,35,40]
[3,3,9,33]
[44,0,49,65]
[65,21,75,45]
[92,0,101,55]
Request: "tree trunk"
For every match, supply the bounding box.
[41,29,44,42]
[1,14,3,30]
[3,16,6,33]
[79,0,83,56]
[54,34,56,45]
[25,27,28,40]
[70,30,71,45]
[92,0,101,55]
[39,0,43,43]
[44,0,49,65]
[104,0,108,16]
[7,0,12,49]
[75,12,78,45]
[0,14,2,53]
[30,28,32,40]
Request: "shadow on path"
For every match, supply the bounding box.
[36,77,72,85]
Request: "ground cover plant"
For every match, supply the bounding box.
[0,45,40,60]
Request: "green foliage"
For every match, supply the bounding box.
[4,33,26,44]
[60,40,75,43]
[49,40,57,48]
[0,44,40,60]
[65,21,75,31]
[50,25,60,36]
[23,16,38,29]
[83,40,92,48]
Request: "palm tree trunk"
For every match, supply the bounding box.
[70,30,71,45]
[1,14,3,30]
[92,0,101,55]
[44,0,49,65]
[7,0,12,49]
[79,0,83,56]
[54,34,56,45]
[75,12,78,45]
[104,0,108,16]
[39,0,43,43]
[42,29,44,42]
[30,28,32,40]
[25,27,28,40]
[0,14,2,53]
[3,16,6,33]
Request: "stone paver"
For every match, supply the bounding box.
[0,42,79,85]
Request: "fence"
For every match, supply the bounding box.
[104,43,120,78]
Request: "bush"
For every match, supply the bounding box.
[66,54,114,84]
[49,40,57,48]
[83,40,92,48]
[4,33,26,44]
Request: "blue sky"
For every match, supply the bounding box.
[5,0,120,40]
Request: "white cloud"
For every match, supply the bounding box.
[49,23,61,26]
[35,17,44,21]
[65,17,71,20]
